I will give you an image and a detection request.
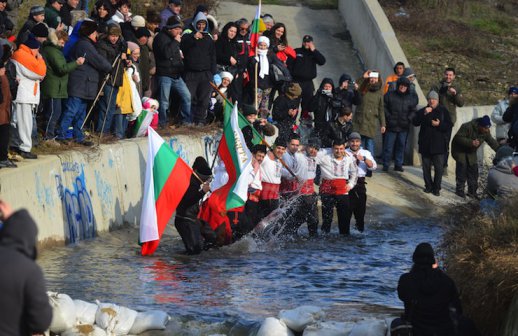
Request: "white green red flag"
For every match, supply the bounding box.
[133,110,156,137]
[249,0,262,50]
[140,127,192,256]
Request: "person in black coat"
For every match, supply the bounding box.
[382,77,417,172]
[412,91,452,196]
[334,73,362,109]
[309,77,336,140]
[272,82,301,140]
[174,157,212,255]
[180,12,216,125]
[16,5,45,46]
[91,0,116,35]
[397,242,462,336]
[503,98,518,149]
[0,200,53,335]
[57,20,112,145]
[288,34,326,114]
[321,106,353,148]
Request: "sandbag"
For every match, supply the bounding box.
[303,321,355,336]
[349,319,387,336]
[95,301,138,335]
[74,300,98,325]
[257,317,295,336]
[279,306,325,332]
[48,292,77,333]
[62,324,107,336]
[129,310,170,334]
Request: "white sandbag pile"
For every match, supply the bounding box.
[258,306,390,336]
[46,292,170,335]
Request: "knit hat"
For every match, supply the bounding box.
[285,82,302,99]
[23,34,41,49]
[192,156,212,180]
[127,41,139,53]
[131,15,146,28]
[165,15,183,29]
[79,20,98,37]
[31,23,49,38]
[348,132,361,141]
[274,137,287,148]
[493,145,514,165]
[242,104,257,116]
[258,35,270,47]
[219,71,233,82]
[427,90,439,100]
[412,242,435,265]
[509,87,518,95]
[141,97,159,110]
[30,5,45,16]
[478,115,491,128]
[134,27,151,39]
[107,24,121,36]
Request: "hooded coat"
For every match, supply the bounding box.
[353,77,385,139]
[40,31,79,99]
[180,12,216,74]
[0,210,53,335]
[452,119,499,166]
[11,44,47,104]
[333,73,361,108]
[487,158,518,199]
[383,77,417,133]
[310,78,335,128]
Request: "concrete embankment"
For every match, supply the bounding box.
[0,131,219,248]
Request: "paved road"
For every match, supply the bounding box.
[216,1,364,85]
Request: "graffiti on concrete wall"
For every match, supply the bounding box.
[169,137,189,165]
[55,165,96,243]
[203,134,220,164]
[94,170,114,219]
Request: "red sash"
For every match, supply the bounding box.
[260,182,280,200]
[300,179,315,195]
[320,179,348,195]
[280,178,299,193]
[248,189,261,203]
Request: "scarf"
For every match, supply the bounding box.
[256,49,269,79]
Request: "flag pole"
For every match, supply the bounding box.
[209,82,297,178]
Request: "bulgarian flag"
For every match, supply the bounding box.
[249,0,262,51]
[140,127,192,256]
[133,110,157,137]
[199,102,253,242]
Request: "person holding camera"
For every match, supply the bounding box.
[334,73,361,109]
[308,78,336,141]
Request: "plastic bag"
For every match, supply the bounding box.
[48,292,77,333]
[74,299,98,325]
[128,310,170,334]
[95,300,137,335]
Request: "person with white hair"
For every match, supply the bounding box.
[486,145,518,199]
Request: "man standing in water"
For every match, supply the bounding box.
[316,139,357,234]
[345,132,376,234]
[259,137,286,219]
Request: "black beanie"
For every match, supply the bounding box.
[31,23,49,38]
[241,104,257,116]
[412,242,435,265]
[79,20,98,37]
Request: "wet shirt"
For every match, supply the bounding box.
[346,148,376,178]
[261,153,282,184]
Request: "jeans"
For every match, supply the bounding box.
[114,113,128,139]
[361,135,375,157]
[383,131,407,168]
[96,85,119,134]
[58,96,87,142]
[157,75,192,126]
[44,98,65,139]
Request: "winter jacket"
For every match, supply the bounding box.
[491,98,510,139]
[288,46,325,82]
[153,28,184,78]
[11,44,47,104]
[44,4,61,29]
[0,209,53,336]
[120,22,138,44]
[354,78,385,139]
[40,39,79,99]
[487,159,518,199]
[215,33,239,68]
[430,80,465,125]
[0,10,14,37]
[334,87,361,109]
[67,37,112,100]
[15,18,37,46]
[322,118,353,148]
[60,3,74,27]
[452,119,499,166]
[272,94,300,136]
[398,266,462,336]
[413,104,452,156]
[383,78,417,132]
[96,37,126,87]
[310,78,336,129]
[180,13,216,74]
[247,51,282,90]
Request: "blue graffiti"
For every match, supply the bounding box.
[55,168,96,243]
[203,135,220,163]
[169,137,190,164]
[94,170,113,219]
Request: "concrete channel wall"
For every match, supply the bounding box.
[338,0,498,166]
[0,133,219,248]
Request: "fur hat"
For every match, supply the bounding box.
[79,20,98,37]
[427,90,439,100]
[31,23,49,38]
[131,15,146,28]
[23,34,41,49]
[412,242,435,265]
[285,82,302,100]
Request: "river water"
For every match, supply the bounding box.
[38,209,444,334]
